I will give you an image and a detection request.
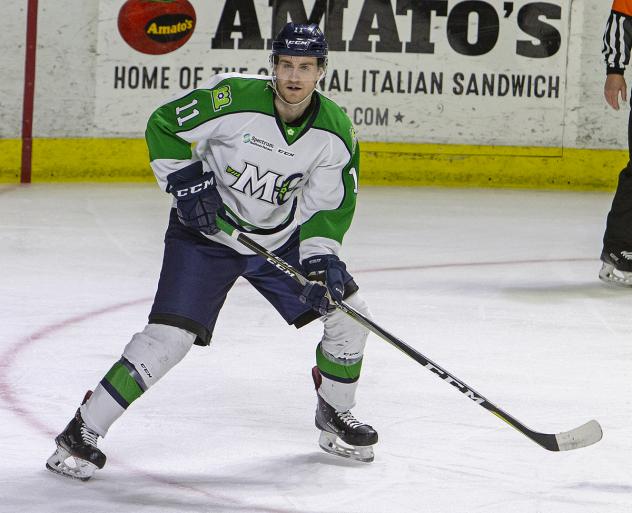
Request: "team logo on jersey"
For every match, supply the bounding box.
[276,173,302,204]
[242,133,274,152]
[212,85,232,112]
[225,163,302,205]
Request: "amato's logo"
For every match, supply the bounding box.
[118,0,196,55]
[145,15,194,42]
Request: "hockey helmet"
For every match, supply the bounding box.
[271,23,328,67]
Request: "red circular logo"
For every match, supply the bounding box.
[118,0,196,55]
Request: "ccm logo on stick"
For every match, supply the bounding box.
[266,257,296,278]
[423,361,486,404]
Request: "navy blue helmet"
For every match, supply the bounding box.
[271,23,328,66]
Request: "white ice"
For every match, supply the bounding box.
[0,184,630,513]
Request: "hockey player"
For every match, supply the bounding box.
[600,0,632,286]
[46,23,377,481]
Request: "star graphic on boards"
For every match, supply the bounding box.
[394,112,404,122]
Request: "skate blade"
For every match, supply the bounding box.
[318,431,374,463]
[599,265,632,288]
[46,446,97,481]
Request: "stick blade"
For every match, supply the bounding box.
[554,420,603,451]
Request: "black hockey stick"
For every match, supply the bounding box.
[216,218,602,451]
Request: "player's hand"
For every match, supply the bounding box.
[166,162,223,235]
[299,255,352,314]
[299,281,331,316]
[605,74,627,111]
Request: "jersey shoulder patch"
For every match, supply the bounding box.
[205,74,274,115]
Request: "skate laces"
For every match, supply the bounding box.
[336,410,362,428]
[80,424,99,447]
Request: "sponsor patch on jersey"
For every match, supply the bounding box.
[242,133,274,152]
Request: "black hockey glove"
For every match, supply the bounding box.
[299,254,352,315]
[166,162,223,235]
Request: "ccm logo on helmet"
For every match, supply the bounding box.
[285,39,310,50]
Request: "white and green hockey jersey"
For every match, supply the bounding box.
[146,73,360,260]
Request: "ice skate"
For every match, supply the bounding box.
[312,367,377,463]
[599,252,632,288]
[46,391,106,481]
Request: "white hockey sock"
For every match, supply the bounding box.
[81,324,195,437]
[80,384,125,437]
[318,292,371,411]
[318,372,360,412]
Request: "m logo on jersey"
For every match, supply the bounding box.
[226,163,302,205]
[212,85,232,111]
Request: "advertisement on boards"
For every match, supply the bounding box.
[95,0,570,147]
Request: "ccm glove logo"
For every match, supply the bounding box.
[166,161,216,197]
[166,163,223,235]
[174,177,215,197]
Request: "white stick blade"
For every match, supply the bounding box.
[555,420,603,451]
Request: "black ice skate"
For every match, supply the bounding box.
[46,391,106,481]
[312,367,378,463]
[599,251,632,287]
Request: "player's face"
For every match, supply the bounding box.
[274,56,322,104]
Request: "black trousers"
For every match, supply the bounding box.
[602,109,632,270]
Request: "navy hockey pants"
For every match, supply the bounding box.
[148,209,318,346]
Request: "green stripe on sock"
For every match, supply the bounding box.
[103,362,144,405]
[316,344,363,381]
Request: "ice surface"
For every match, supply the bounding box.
[0,184,630,513]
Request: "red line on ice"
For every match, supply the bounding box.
[0,256,596,510]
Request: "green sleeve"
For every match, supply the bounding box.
[299,140,360,244]
[145,100,196,162]
[145,80,242,161]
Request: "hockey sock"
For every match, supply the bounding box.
[316,292,370,411]
[80,324,195,436]
[315,343,363,411]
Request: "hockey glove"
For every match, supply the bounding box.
[299,254,352,315]
[166,161,223,235]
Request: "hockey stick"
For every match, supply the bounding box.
[216,218,602,451]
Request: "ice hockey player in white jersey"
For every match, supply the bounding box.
[46,22,377,481]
